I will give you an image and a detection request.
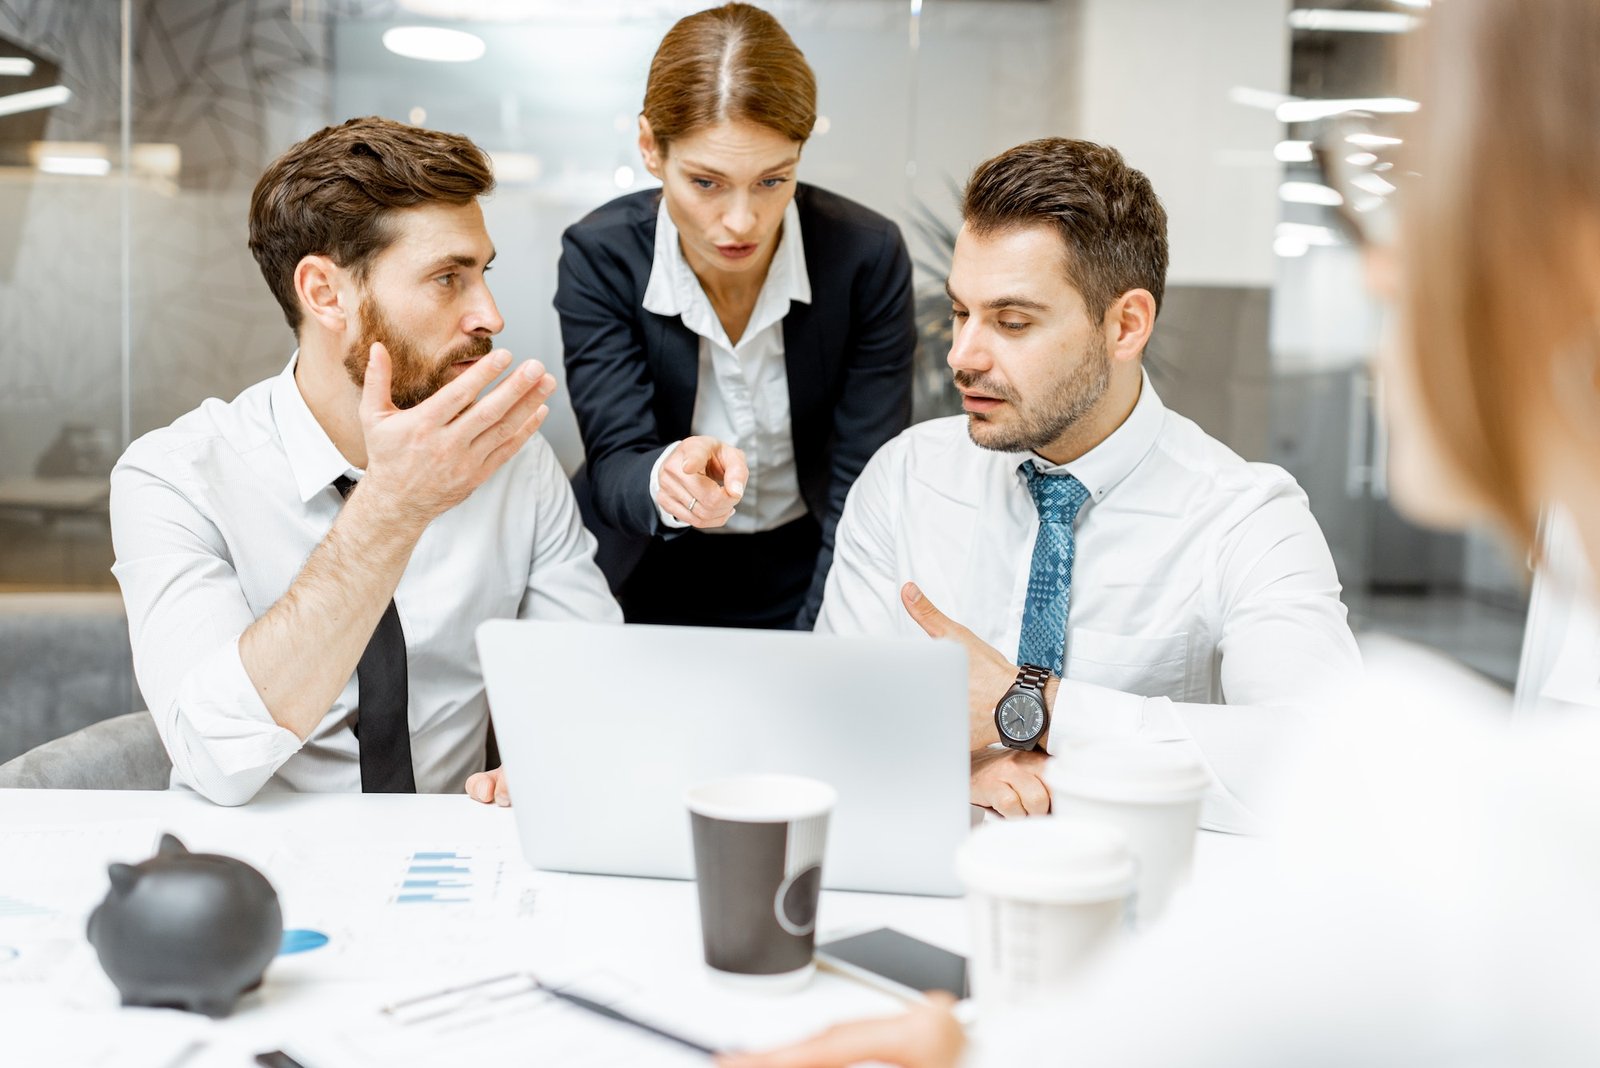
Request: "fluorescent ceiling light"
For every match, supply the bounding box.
[1351,172,1397,197]
[29,141,182,179]
[382,26,486,62]
[489,151,542,183]
[1274,140,1314,163]
[1276,97,1419,123]
[1279,181,1344,206]
[1288,9,1421,33]
[39,155,111,177]
[1276,222,1340,246]
[1230,86,1298,111]
[0,57,37,76]
[1346,131,1403,147]
[0,83,72,118]
[1274,235,1310,258]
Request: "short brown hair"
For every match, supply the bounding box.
[248,116,495,332]
[1399,0,1600,555]
[962,138,1168,321]
[642,3,816,152]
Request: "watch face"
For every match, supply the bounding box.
[998,693,1044,741]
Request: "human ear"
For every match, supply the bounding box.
[294,254,351,336]
[638,116,665,179]
[1107,289,1157,364]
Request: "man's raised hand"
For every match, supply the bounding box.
[358,342,556,525]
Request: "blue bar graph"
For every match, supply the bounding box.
[390,849,499,907]
[0,895,51,919]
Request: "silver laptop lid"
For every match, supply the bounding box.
[477,620,970,896]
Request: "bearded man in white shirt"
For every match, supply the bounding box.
[110,117,621,807]
[816,138,1360,831]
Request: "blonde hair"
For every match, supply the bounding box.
[1401,0,1600,553]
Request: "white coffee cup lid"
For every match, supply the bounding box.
[1044,740,1211,804]
[684,773,837,823]
[957,818,1136,904]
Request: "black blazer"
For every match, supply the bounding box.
[555,183,916,628]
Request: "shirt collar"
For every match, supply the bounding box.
[642,197,812,325]
[1018,369,1166,503]
[270,352,361,503]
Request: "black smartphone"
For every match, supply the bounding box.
[815,927,969,999]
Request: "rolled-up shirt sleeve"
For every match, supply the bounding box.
[110,453,302,806]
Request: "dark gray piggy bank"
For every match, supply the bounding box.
[86,833,283,1017]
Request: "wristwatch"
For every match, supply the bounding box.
[994,663,1052,751]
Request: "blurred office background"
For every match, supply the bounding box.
[0,0,1526,687]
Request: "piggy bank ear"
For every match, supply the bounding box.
[108,863,139,895]
[157,834,189,857]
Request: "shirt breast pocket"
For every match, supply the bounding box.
[1065,628,1191,700]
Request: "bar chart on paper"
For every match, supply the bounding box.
[391,848,514,908]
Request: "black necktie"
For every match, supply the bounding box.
[334,475,417,793]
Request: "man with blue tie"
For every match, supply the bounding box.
[816,139,1361,832]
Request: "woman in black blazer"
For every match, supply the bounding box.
[555,2,916,631]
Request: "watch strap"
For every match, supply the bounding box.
[1013,662,1052,696]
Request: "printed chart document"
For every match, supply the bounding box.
[264,840,545,981]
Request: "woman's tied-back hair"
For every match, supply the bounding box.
[642,3,817,153]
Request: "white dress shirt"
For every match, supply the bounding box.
[817,373,1362,832]
[643,198,811,533]
[110,356,621,806]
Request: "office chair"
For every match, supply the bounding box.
[0,710,171,789]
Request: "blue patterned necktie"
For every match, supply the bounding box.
[1017,462,1090,675]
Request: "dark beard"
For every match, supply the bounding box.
[957,334,1112,454]
[343,296,493,409]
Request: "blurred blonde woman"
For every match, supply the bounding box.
[723,0,1600,1063]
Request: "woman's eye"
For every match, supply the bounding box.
[760,177,789,189]
[691,177,716,190]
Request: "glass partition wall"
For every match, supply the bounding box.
[0,0,1528,688]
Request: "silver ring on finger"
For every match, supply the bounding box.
[687,497,698,515]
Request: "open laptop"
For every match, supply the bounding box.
[477,619,970,896]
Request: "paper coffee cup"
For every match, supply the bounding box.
[685,773,836,993]
[957,818,1135,1014]
[1045,740,1211,926]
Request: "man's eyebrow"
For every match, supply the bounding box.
[422,249,496,273]
[944,280,1048,312]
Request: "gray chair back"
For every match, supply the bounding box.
[0,592,142,764]
[0,710,171,789]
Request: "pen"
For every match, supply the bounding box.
[382,971,720,1056]
[532,978,719,1057]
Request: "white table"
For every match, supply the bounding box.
[0,789,1259,1067]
